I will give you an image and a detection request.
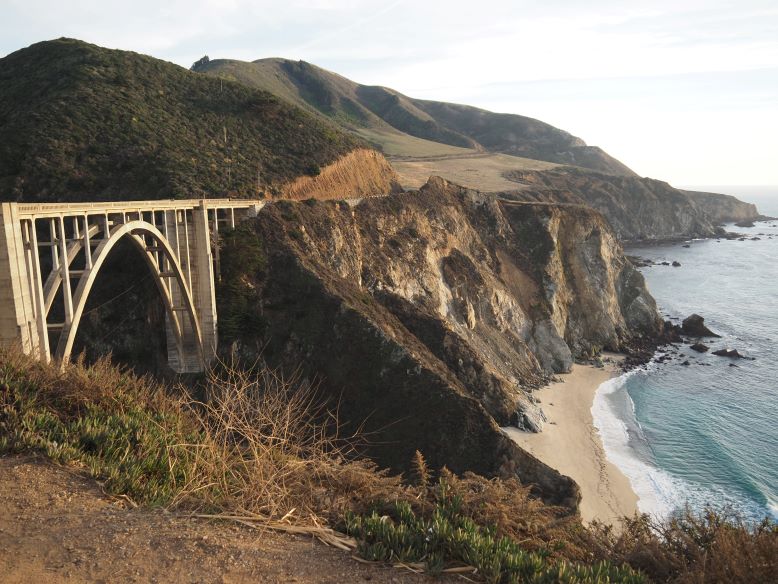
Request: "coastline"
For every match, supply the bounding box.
[505,359,638,525]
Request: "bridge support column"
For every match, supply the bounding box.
[191,202,218,364]
[0,203,42,357]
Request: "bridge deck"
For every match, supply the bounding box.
[13,199,265,218]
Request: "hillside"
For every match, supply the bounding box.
[0,39,392,202]
[217,179,662,500]
[194,57,635,176]
[195,56,763,240]
[503,168,767,240]
[683,190,762,223]
[503,167,728,241]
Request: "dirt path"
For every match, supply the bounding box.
[0,455,447,584]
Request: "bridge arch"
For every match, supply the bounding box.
[0,199,265,373]
[55,220,203,367]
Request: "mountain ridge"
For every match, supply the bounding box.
[195,55,762,239]
[0,39,393,202]
[194,56,635,176]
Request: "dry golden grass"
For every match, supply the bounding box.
[173,359,407,522]
[390,152,558,192]
[590,509,778,583]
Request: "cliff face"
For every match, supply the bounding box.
[683,190,760,224]
[505,168,733,241]
[280,148,400,200]
[218,177,661,507]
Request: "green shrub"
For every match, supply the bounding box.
[345,480,645,583]
[0,352,200,505]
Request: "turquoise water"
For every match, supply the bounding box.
[594,188,778,522]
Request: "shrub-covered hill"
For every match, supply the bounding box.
[195,57,635,176]
[0,38,365,202]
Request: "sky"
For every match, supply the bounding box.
[1,0,777,186]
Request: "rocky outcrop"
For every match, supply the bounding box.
[218,176,662,508]
[682,314,721,338]
[712,348,753,359]
[281,148,401,200]
[683,190,760,224]
[504,168,741,241]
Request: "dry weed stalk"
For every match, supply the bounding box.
[171,357,405,524]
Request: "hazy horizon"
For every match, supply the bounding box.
[2,0,776,186]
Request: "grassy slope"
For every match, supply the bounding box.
[197,57,633,175]
[0,39,364,202]
[2,348,775,582]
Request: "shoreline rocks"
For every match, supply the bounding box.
[712,348,754,360]
[681,314,721,338]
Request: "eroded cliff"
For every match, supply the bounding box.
[683,190,761,224]
[217,177,661,508]
[504,168,759,241]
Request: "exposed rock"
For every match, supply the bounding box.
[682,314,721,338]
[627,255,653,267]
[735,220,755,228]
[684,190,760,224]
[217,178,663,508]
[682,244,690,248]
[672,261,681,267]
[690,342,709,353]
[512,404,547,433]
[504,168,740,241]
[712,348,752,359]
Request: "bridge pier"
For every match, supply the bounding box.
[192,204,218,366]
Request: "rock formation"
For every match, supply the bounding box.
[217,177,663,508]
[503,168,753,241]
[684,190,760,224]
[712,348,753,359]
[682,314,721,338]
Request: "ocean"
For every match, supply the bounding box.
[594,187,778,522]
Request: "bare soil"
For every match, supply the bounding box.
[0,455,446,584]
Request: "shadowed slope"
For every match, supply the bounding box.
[0,39,366,202]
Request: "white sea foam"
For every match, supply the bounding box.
[592,369,677,518]
[592,367,775,521]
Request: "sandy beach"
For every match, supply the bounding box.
[505,359,638,525]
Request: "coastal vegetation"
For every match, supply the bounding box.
[1,347,775,582]
[0,36,772,584]
[0,39,363,201]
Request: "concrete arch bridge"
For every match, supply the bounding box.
[0,199,264,373]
